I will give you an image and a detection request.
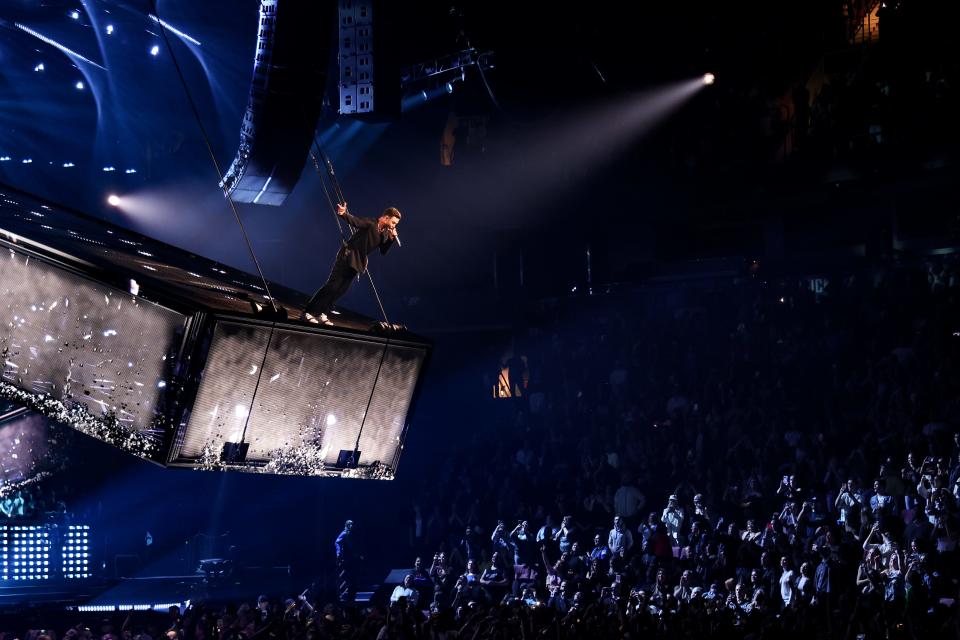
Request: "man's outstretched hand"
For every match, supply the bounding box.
[337,202,348,216]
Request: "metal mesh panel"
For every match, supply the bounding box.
[357,343,427,466]
[242,326,385,464]
[176,322,265,459]
[0,246,185,432]
[179,320,427,474]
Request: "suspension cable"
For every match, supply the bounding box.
[148,0,278,313]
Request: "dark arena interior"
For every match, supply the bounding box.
[0,1,959,638]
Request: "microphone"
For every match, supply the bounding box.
[393,231,402,248]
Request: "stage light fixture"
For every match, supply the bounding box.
[75,81,84,90]
[150,45,160,57]
[107,194,121,206]
[106,25,114,35]
[703,73,716,85]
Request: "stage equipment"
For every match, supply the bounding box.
[337,0,400,119]
[220,0,335,205]
[399,48,494,91]
[0,523,92,582]
[0,184,429,478]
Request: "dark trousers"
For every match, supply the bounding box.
[337,558,353,603]
[306,259,357,315]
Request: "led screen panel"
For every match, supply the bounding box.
[172,320,428,477]
[0,244,187,454]
[356,343,426,467]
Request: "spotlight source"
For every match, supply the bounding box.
[107,194,121,207]
[150,45,160,57]
[703,72,716,85]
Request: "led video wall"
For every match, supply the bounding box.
[171,321,427,475]
[0,243,186,436]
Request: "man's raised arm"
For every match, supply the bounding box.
[337,202,373,229]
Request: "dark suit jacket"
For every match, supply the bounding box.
[338,212,395,273]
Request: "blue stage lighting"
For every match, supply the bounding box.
[147,15,202,46]
[75,81,84,90]
[150,45,160,57]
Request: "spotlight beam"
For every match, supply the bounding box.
[459,76,708,220]
[11,22,107,70]
[148,14,202,46]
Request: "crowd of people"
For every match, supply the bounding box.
[379,256,960,638]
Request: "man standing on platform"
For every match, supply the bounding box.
[335,519,359,603]
[304,202,401,325]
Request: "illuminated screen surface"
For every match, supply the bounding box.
[175,321,427,476]
[0,244,186,434]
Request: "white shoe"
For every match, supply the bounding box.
[304,312,334,326]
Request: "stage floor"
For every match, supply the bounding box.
[0,568,300,612]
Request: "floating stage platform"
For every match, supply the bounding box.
[0,183,429,478]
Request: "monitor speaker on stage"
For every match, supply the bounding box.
[337,449,361,468]
[221,441,250,463]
